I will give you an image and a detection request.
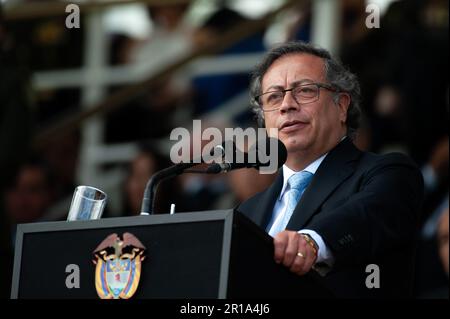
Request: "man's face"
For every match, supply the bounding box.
[261,53,349,156]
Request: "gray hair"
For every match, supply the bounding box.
[250,41,361,139]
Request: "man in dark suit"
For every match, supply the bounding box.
[237,41,424,298]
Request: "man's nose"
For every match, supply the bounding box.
[279,90,299,113]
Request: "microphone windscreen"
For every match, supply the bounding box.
[208,140,237,160]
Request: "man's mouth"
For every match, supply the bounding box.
[279,120,308,132]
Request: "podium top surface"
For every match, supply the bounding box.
[16,209,237,234]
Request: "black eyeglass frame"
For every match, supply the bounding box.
[254,82,342,112]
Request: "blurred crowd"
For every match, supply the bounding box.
[0,0,448,298]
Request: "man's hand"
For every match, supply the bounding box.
[274,231,317,276]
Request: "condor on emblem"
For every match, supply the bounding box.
[93,233,146,299]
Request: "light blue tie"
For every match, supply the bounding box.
[274,171,314,235]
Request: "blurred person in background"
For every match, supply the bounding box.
[421,136,449,223]
[341,0,448,165]
[416,206,449,298]
[1,6,34,298]
[176,170,229,212]
[105,2,193,143]
[437,209,449,279]
[1,157,54,297]
[284,1,312,43]
[123,142,176,215]
[0,7,34,191]
[191,6,266,118]
[129,2,193,65]
[173,120,230,213]
[4,158,54,227]
[37,130,81,221]
[414,136,449,298]
[216,124,277,208]
[5,0,83,126]
[284,0,368,47]
[223,163,276,208]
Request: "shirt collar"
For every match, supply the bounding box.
[277,136,347,201]
[278,153,327,201]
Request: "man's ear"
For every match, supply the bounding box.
[336,93,351,123]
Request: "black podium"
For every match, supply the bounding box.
[11,210,332,299]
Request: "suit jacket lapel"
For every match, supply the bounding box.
[254,170,284,229]
[287,138,362,230]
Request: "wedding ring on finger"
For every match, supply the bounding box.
[297,252,305,258]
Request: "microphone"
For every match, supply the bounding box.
[209,140,236,159]
[140,140,238,215]
[206,137,287,174]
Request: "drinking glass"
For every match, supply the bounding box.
[67,186,107,221]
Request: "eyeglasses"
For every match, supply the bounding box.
[255,82,340,112]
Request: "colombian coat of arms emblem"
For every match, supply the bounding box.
[93,233,146,299]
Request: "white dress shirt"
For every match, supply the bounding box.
[266,153,335,273]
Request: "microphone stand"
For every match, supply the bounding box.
[140,162,197,215]
[140,143,231,215]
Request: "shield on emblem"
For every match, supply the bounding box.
[93,233,146,299]
[105,259,131,298]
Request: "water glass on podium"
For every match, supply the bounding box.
[67,186,107,221]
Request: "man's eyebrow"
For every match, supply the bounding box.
[264,79,316,92]
[265,84,284,92]
[291,79,315,86]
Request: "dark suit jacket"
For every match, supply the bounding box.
[237,138,424,298]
